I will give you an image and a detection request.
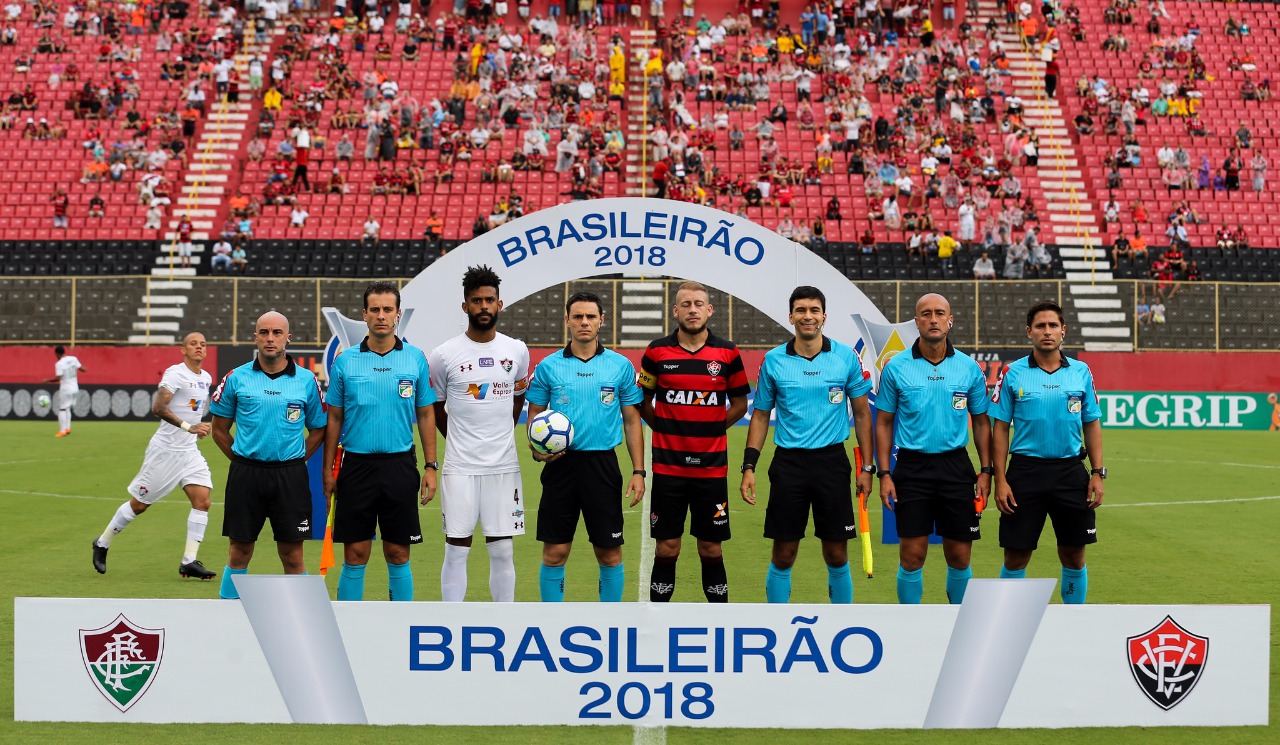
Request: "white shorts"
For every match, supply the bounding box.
[440,471,525,538]
[126,442,213,504]
[178,242,193,257]
[58,388,77,410]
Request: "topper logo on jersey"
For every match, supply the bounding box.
[1127,616,1209,710]
[664,390,720,406]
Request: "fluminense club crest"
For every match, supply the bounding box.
[1127,616,1208,711]
[79,614,165,712]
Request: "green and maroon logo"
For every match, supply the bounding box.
[79,614,165,712]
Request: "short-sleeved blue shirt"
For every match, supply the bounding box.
[209,356,327,462]
[989,354,1102,459]
[526,342,642,452]
[876,340,990,453]
[753,337,872,450]
[326,337,436,455]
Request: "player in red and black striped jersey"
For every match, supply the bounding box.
[639,282,749,603]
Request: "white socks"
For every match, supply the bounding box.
[183,509,208,564]
[98,502,138,547]
[441,544,470,601]
[487,539,516,602]
[58,408,71,432]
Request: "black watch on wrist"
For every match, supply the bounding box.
[633,469,647,477]
[424,461,439,471]
[980,466,995,476]
[740,463,756,473]
[1091,467,1107,480]
[860,464,877,475]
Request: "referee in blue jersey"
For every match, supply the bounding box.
[526,290,646,603]
[991,301,1105,604]
[739,286,874,604]
[322,281,438,602]
[210,311,327,600]
[875,294,992,605]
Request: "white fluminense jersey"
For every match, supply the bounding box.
[428,332,530,474]
[55,356,81,391]
[152,363,213,451]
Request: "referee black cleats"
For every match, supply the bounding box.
[92,541,107,574]
[179,560,216,580]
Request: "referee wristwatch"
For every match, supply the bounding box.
[1090,467,1107,479]
[860,464,877,475]
[424,461,439,471]
[633,469,648,477]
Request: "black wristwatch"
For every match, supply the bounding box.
[860,464,877,475]
[633,469,647,477]
[1091,467,1107,480]
[980,466,995,476]
[740,463,756,473]
[424,461,440,471]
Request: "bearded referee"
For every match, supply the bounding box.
[739,286,874,604]
[210,311,327,599]
[991,301,1105,604]
[875,294,992,605]
[639,282,749,602]
[323,281,438,602]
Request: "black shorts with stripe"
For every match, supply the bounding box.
[223,457,313,543]
[764,444,857,542]
[537,450,624,548]
[332,451,423,546]
[999,454,1097,551]
[891,448,981,541]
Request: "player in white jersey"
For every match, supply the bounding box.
[43,345,84,437]
[92,332,218,580]
[428,265,530,602]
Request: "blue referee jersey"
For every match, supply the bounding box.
[209,356,327,461]
[753,337,872,450]
[876,339,989,452]
[990,355,1102,459]
[526,342,642,452]
[327,337,436,454]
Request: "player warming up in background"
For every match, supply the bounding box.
[991,301,1106,604]
[639,281,749,602]
[875,294,992,605]
[429,265,530,602]
[210,311,327,599]
[93,332,218,580]
[526,291,646,602]
[323,282,437,602]
[44,345,84,437]
[740,286,874,604]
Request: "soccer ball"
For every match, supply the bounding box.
[35,393,51,408]
[529,409,574,455]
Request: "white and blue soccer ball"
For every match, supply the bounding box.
[35,393,51,409]
[529,409,574,455]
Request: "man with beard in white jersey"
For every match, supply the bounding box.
[44,345,85,437]
[93,332,218,579]
[429,265,530,601]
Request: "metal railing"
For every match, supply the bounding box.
[1,276,1276,352]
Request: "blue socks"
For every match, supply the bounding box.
[337,562,366,601]
[826,562,853,604]
[598,563,625,602]
[896,566,924,604]
[539,564,565,602]
[388,561,413,602]
[946,566,973,605]
[1061,565,1088,604]
[220,566,247,599]
[765,563,792,603]
[1000,565,1027,579]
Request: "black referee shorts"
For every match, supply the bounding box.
[764,444,857,542]
[537,450,624,548]
[223,457,312,543]
[650,474,731,542]
[332,451,423,546]
[891,448,981,542]
[999,454,1096,551]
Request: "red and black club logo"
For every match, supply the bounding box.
[1127,616,1208,710]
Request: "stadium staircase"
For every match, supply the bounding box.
[978,0,1132,351]
[133,22,279,344]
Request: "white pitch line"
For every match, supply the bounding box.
[633,428,665,744]
[1104,495,1280,508]
[1122,457,1280,471]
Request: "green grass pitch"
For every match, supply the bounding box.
[0,421,1276,743]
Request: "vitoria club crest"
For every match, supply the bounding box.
[80,614,165,712]
[1127,616,1208,710]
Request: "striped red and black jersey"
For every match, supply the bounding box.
[639,332,750,478]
